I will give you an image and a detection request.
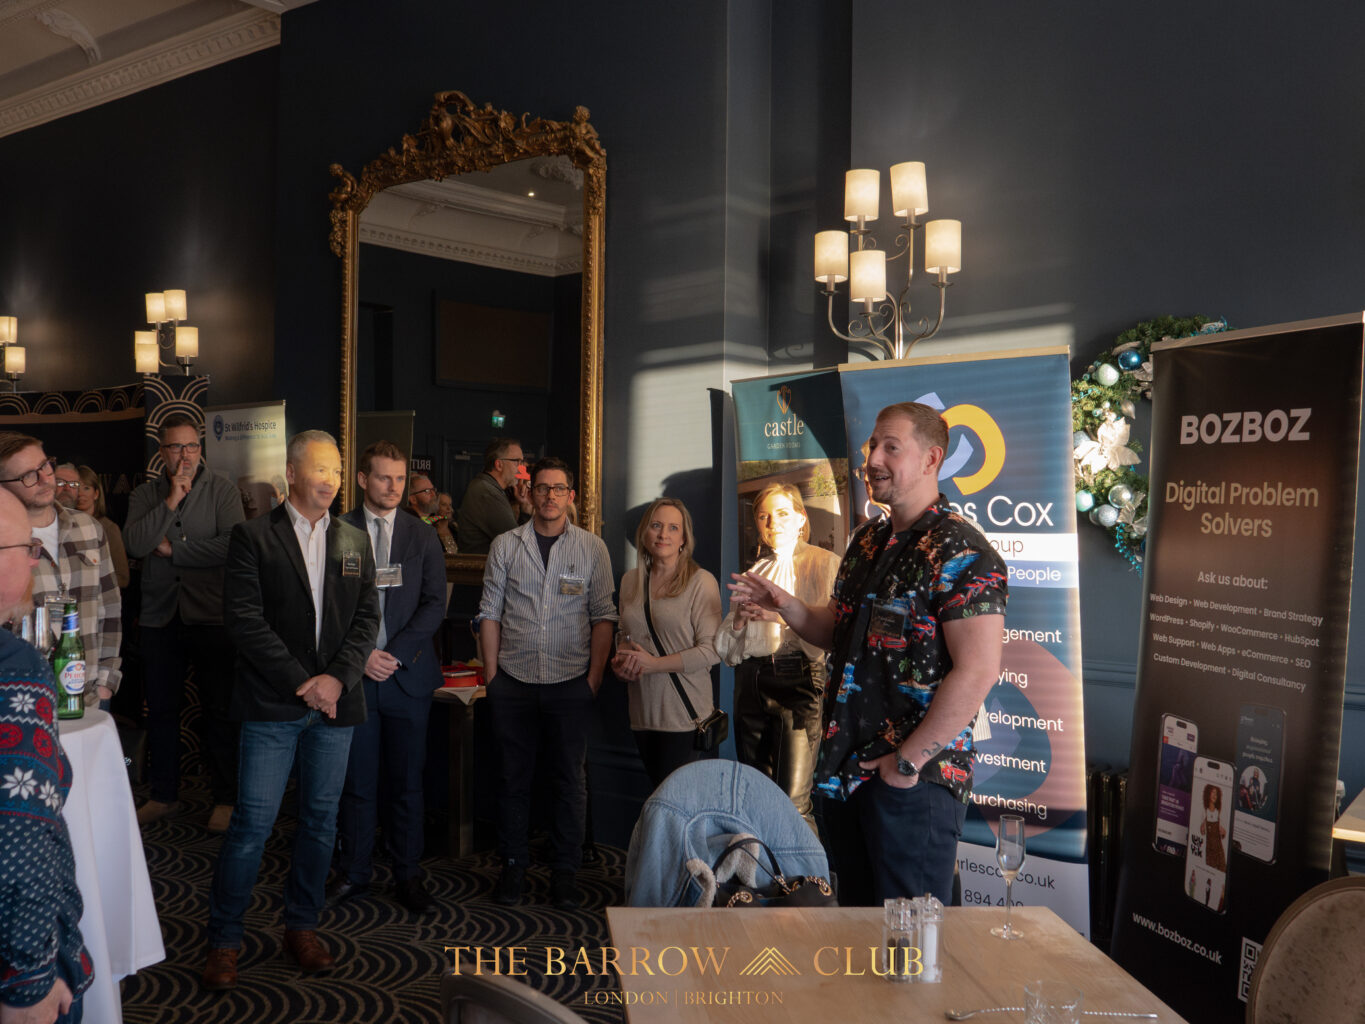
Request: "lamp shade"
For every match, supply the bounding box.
[163,289,187,320]
[924,219,962,274]
[146,292,167,323]
[843,169,880,222]
[174,326,199,359]
[134,331,158,373]
[4,345,25,374]
[814,231,849,283]
[849,248,887,303]
[890,162,928,218]
[0,316,15,344]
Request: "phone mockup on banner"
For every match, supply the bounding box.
[1232,704,1285,864]
[1184,756,1233,913]
[1154,714,1199,855]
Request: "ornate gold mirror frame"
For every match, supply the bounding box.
[328,91,606,582]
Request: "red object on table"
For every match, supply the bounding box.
[441,663,483,687]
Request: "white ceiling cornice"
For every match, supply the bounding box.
[0,7,279,139]
[359,222,582,278]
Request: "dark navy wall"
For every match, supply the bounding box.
[846,1,1365,795]
[0,49,278,406]
[356,243,580,490]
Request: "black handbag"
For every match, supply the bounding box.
[642,575,730,752]
[707,836,836,908]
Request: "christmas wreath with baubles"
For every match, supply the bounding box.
[1073,315,1228,573]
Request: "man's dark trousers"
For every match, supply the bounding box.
[487,670,595,870]
[336,677,430,883]
[143,615,238,805]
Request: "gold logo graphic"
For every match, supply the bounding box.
[738,947,801,976]
[941,401,1006,496]
[777,385,792,414]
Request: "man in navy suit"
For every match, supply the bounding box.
[201,430,379,991]
[328,440,447,913]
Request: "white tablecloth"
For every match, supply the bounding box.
[59,710,165,1024]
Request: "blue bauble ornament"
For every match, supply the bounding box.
[1108,483,1134,507]
[1118,350,1143,371]
[1072,430,1090,448]
[1076,491,1095,513]
[1090,504,1119,528]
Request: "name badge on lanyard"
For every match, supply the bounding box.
[868,601,908,641]
[376,564,403,589]
[558,573,586,596]
[342,550,362,578]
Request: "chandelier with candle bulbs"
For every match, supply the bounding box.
[814,162,961,360]
[134,290,200,375]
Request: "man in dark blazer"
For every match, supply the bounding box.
[201,430,379,991]
[329,440,447,913]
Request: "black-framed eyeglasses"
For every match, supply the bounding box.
[0,538,43,558]
[0,458,56,488]
[54,480,82,490]
[499,456,526,465]
[411,485,436,496]
[532,483,570,497]
[161,442,202,455]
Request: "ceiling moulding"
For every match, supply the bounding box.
[0,0,62,30]
[358,223,581,278]
[0,7,279,139]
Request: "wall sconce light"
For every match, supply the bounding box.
[0,316,22,390]
[137,290,201,375]
[814,161,962,360]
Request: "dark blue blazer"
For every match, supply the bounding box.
[341,506,447,700]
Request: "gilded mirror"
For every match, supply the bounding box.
[329,92,605,582]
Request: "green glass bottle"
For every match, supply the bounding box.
[53,601,85,720]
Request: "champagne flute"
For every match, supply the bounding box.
[991,813,1026,939]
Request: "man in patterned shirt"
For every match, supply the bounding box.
[0,434,121,707]
[0,486,94,1022]
[731,402,1007,905]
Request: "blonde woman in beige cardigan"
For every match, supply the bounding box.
[612,497,721,788]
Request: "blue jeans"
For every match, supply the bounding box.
[819,775,966,906]
[206,713,353,947]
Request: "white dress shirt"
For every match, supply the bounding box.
[284,499,330,647]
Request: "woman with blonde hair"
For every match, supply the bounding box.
[612,497,722,788]
[718,482,840,828]
[72,464,130,589]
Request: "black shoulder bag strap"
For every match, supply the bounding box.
[642,571,702,725]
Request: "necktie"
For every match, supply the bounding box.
[373,515,389,650]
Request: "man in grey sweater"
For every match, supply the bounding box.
[455,437,528,554]
[124,412,245,830]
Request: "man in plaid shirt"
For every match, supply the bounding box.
[0,432,121,705]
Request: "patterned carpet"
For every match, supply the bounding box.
[121,775,627,1024]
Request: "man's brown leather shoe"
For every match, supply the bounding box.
[283,929,335,974]
[200,947,239,990]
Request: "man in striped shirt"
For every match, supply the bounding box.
[478,456,616,910]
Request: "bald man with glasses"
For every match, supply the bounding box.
[456,437,528,555]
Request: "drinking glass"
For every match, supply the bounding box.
[1024,979,1082,1024]
[991,813,1026,939]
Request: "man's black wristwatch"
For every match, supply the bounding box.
[895,752,920,778]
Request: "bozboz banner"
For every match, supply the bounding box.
[1111,314,1364,1024]
[838,348,1089,935]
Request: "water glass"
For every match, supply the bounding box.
[1025,980,1083,1024]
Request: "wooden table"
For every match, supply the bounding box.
[605,907,1187,1023]
[433,683,485,856]
[1332,787,1365,843]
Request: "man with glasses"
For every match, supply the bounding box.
[478,456,616,908]
[456,437,529,555]
[405,472,440,522]
[0,432,122,712]
[125,413,245,829]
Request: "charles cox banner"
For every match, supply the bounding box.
[839,348,1089,935]
[1111,314,1363,1023]
[204,400,287,519]
[731,369,850,561]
